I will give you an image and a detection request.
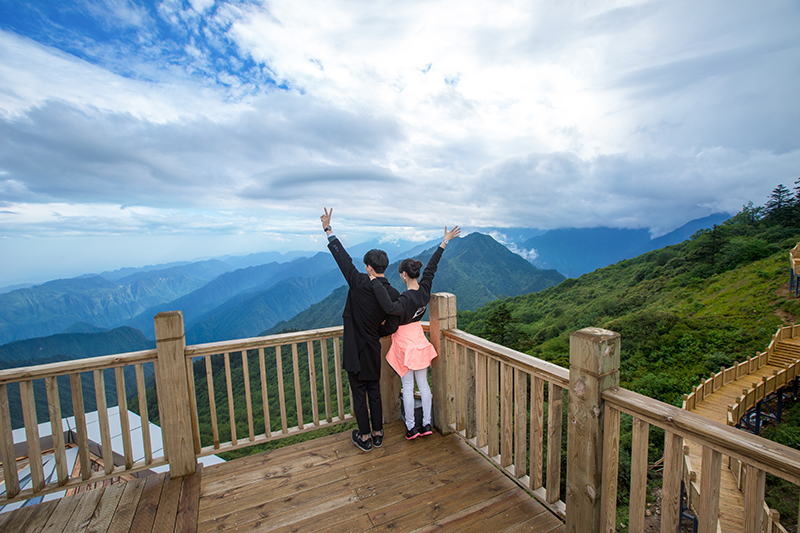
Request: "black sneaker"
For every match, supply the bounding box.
[405,427,420,440]
[372,431,383,448]
[352,429,372,452]
[419,424,433,437]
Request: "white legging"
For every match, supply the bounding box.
[402,368,432,430]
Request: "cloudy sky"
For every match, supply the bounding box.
[0,0,798,286]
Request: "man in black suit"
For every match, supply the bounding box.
[321,207,400,451]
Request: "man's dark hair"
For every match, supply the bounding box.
[363,249,389,273]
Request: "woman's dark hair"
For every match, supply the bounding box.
[398,258,423,279]
[363,249,389,273]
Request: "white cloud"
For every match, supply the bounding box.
[0,0,799,284]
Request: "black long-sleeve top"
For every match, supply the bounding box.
[327,235,400,380]
[370,245,444,325]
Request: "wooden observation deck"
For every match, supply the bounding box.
[1,294,800,533]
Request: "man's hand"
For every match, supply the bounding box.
[321,207,333,232]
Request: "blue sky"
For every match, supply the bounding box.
[0,0,799,286]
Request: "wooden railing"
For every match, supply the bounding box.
[182,323,355,457]
[3,296,800,533]
[0,349,163,504]
[427,293,570,517]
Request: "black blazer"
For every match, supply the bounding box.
[328,237,400,381]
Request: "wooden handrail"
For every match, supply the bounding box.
[0,349,157,385]
[442,328,570,387]
[605,387,800,485]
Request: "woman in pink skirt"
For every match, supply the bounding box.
[370,226,461,439]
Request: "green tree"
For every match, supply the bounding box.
[482,300,520,349]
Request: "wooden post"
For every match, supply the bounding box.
[154,311,196,478]
[429,293,456,435]
[566,327,621,533]
[380,336,401,424]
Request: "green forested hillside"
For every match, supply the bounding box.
[460,198,799,406]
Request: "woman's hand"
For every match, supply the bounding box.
[320,207,333,231]
[442,225,461,246]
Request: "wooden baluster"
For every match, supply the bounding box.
[241,351,254,441]
[500,362,513,468]
[223,352,237,446]
[20,380,44,491]
[184,356,201,455]
[153,361,167,462]
[135,363,152,464]
[94,370,114,475]
[292,343,304,430]
[547,382,563,504]
[114,367,133,469]
[258,348,272,438]
[70,373,91,480]
[333,339,344,420]
[488,358,500,458]
[629,417,650,533]
[276,345,288,433]
[465,348,477,440]
[514,369,528,479]
[45,376,68,485]
[530,375,545,491]
[456,343,467,433]
[0,383,20,498]
[321,339,332,423]
[743,463,765,533]
[601,405,621,533]
[698,446,722,533]
[308,340,319,426]
[446,338,457,432]
[661,432,684,533]
[566,327,621,533]
[205,355,219,449]
[476,352,488,449]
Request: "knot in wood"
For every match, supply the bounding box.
[574,378,587,398]
[586,484,597,501]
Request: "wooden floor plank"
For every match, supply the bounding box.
[1,502,42,532]
[63,485,104,532]
[150,474,183,533]
[12,499,60,533]
[175,464,203,533]
[84,482,126,533]
[40,491,84,533]
[107,476,147,533]
[129,473,167,533]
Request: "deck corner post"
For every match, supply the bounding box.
[429,292,456,435]
[154,310,197,477]
[566,327,621,533]
[380,336,402,424]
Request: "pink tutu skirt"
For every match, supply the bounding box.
[386,322,438,377]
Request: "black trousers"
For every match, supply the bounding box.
[348,372,382,436]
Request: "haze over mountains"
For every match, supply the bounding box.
[0,214,728,368]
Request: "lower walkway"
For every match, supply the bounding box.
[686,339,799,532]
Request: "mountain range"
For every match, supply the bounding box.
[0,214,726,352]
[521,213,730,278]
[265,232,564,334]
